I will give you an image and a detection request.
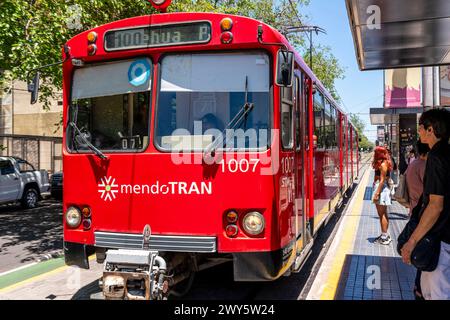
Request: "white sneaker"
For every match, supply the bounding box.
[376,235,392,245]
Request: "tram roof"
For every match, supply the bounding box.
[346,0,450,70]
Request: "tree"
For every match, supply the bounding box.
[0,0,157,109]
[0,0,344,108]
[350,114,374,151]
[303,45,345,102]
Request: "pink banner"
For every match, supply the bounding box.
[384,68,421,108]
[441,66,450,106]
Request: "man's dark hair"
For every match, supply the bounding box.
[418,108,450,140]
[416,141,430,156]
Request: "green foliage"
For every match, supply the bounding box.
[360,135,374,152]
[0,70,12,99]
[0,0,344,110]
[0,0,156,109]
[303,45,346,102]
[350,114,374,151]
[350,113,365,133]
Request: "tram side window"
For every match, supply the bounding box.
[336,112,344,149]
[304,77,310,149]
[324,100,336,149]
[313,90,325,148]
[295,75,302,151]
[343,121,346,149]
[331,106,337,148]
[324,99,332,149]
[281,86,294,149]
[68,58,152,152]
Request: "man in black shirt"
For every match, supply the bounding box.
[400,108,450,300]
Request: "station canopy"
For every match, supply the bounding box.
[369,107,423,125]
[346,0,450,70]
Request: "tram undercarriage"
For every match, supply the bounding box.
[93,249,232,300]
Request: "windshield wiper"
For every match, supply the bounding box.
[69,122,108,160]
[204,76,254,158]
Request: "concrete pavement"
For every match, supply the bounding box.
[0,199,63,273]
[0,257,103,300]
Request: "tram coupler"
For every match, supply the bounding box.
[99,249,169,300]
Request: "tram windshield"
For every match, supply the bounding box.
[68,58,152,152]
[155,52,271,151]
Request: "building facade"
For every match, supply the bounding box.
[0,80,63,173]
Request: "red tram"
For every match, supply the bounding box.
[47,4,359,299]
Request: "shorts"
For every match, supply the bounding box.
[373,181,392,206]
[420,242,450,300]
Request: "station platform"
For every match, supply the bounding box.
[307,167,417,300]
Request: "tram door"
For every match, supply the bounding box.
[294,72,310,254]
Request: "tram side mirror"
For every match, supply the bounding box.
[28,72,40,105]
[276,50,294,87]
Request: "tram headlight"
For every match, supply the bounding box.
[242,212,265,235]
[66,206,82,228]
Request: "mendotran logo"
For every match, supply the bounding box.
[98,176,119,201]
[98,176,213,202]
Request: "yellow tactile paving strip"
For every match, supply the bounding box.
[319,169,370,299]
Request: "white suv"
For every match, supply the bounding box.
[0,157,51,208]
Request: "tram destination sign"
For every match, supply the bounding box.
[104,22,211,51]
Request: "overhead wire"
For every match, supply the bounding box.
[287,0,303,26]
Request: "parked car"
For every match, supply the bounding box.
[51,171,63,200]
[0,156,51,208]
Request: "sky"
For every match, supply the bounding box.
[300,0,383,142]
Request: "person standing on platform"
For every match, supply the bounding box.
[386,148,398,185]
[404,140,429,300]
[372,146,394,245]
[400,108,450,300]
[405,141,429,216]
[408,149,417,166]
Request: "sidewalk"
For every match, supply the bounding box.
[0,256,102,300]
[307,168,417,300]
